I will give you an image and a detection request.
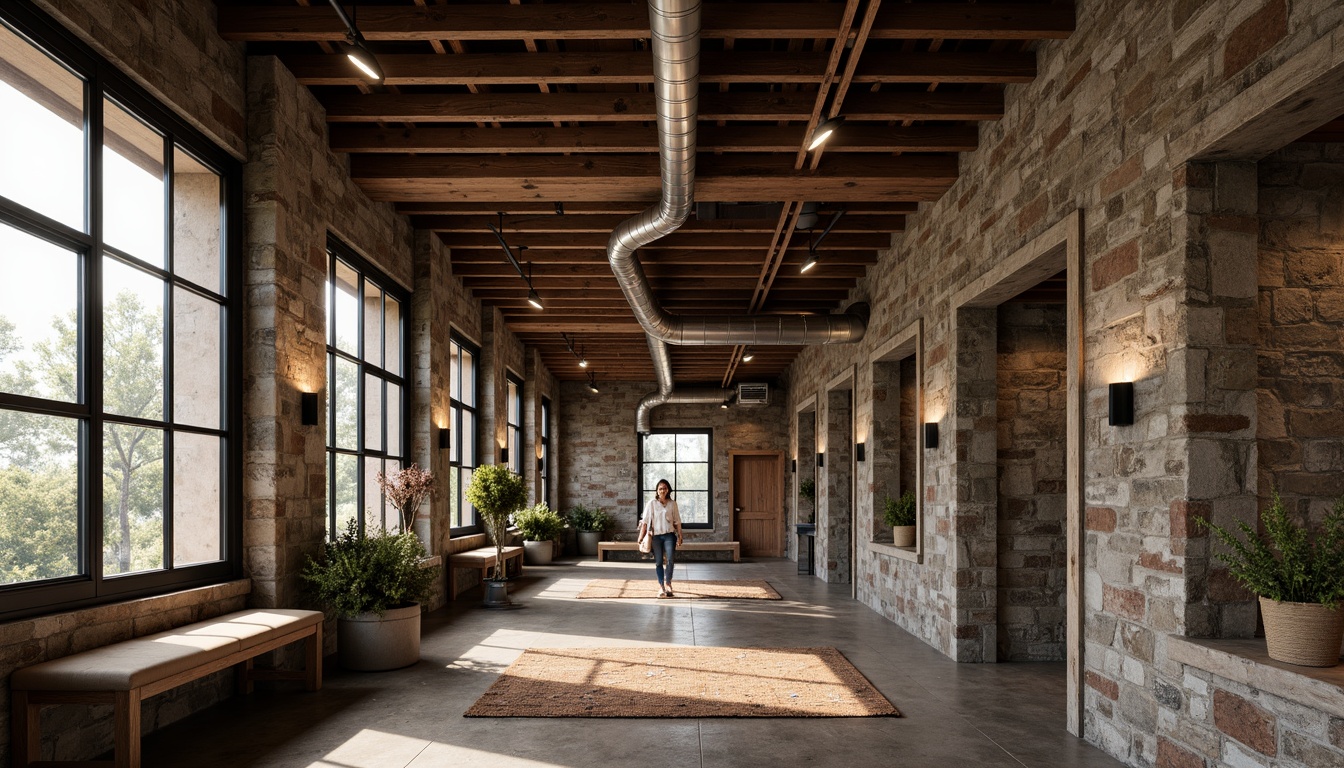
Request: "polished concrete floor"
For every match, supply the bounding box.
[144,558,1125,767]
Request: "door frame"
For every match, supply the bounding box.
[727,450,785,556]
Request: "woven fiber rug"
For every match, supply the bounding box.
[575,579,782,600]
[464,646,899,718]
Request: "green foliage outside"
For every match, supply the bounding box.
[302,519,439,618]
[798,478,815,503]
[514,503,565,541]
[884,490,917,528]
[568,504,610,533]
[1197,491,1344,608]
[466,463,527,579]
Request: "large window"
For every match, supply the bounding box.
[639,429,712,528]
[539,396,551,506]
[449,335,479,532]
[0,7,240,620]
[505,374,523,475]
[325,241,406,538]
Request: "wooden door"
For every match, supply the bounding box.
[732,453,783,557]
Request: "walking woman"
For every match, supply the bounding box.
[639,478,683,597]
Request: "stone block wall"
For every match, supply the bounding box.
[996,302,1068,662]
[821,386,854,584]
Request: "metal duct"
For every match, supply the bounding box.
[613,0,867,432]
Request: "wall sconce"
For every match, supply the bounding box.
[500,447,510,464]
[536,457,544,473]
[1109,382,1135,426]
[855,442,866,462]
[438,427,450,451]
[923,423,939,450]
[816,452,824,468]
[791,458,797,473]
[300,392,319,426]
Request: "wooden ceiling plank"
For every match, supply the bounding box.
[440,231,891,249]
[423,213,902,233]
[402,201,918,215]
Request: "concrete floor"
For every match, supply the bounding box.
[144,558,1125,767]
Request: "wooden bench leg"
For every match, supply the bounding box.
[235,657,255,695]
[12,689,38,768]
[306,623,323,691]
[114,689,141,768]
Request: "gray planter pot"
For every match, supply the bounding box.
[483,578,511,608]
[337,603,421,672]
[523,539,553,565]
[577,530,602,556]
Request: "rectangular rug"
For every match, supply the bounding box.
[576,579,782,600]
[464,646,899,718]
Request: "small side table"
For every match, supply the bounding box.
[795,523,816,575]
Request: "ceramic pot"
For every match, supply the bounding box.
[337,603,421,672]
[577,530,602,556]
[523,539,553,565]
[483,578,511,608]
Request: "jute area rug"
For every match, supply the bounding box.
[464,646,899,718]
[576,579,781,600]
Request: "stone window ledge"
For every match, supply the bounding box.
[866,540,921,564]
[1167,635,1344,719]
[419,555,442,569]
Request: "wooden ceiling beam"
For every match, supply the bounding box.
[219,4,1073,42]
[425,214,902,233]
[452,262,870,279]
[408,201,919,215]
[447,248,881,265]
[440,230,891,249]
[462,276,861,290]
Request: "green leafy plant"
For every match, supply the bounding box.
[302,519,439,618]
[1197,491,1344,608]
[799,478,815,503]
[568,504,610,533]
[514,503,566,541]
[466,463,528,580]
[884,490,917,528]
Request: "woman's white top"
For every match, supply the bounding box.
[642,497,682,535]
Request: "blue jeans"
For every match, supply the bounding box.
[650,532,678,585]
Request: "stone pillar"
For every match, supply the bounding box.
[410,231,453,557]
[824,388,853,584]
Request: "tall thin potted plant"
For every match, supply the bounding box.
[466,463,527,607]
[1198,491,1344,667]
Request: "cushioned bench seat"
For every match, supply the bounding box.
[11,608,323,768]
[597,541,741,562]
[447,545,524,600]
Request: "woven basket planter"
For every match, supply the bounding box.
[1259,597,1344,667]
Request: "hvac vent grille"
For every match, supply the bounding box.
[737,383,769,405]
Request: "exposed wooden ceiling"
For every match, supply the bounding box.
[217,0,1075,386]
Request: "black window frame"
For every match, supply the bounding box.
[637,427,713,530]
[505,372,523,476]
[449,333,480,535]
[324,236,409,539]
[539,396,551,506]
[0,1,242,622]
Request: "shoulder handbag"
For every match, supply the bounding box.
[638,520,652,553]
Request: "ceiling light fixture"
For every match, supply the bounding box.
[800,209,846,274]
[801,245,821,274]
[523,253,543,310]
[488,216,544,312]
[742,348,754,362]
[587,372,600,394]
[326,1,384,82]
[807,115,844,151]
[562,333,588,368]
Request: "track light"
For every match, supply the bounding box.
[801,247,820,274]
[563,333,589,368]
[587,372,600,394]
[579,357,588,368]
[720,400,729,410]
[742,348,754,362]
[801,209,845,274]
[527,287,544,310]
[807,116,844,151]
[327,1,383,82]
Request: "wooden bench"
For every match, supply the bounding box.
[11,608,322,768]
[448,545,524,599]
[597,541,741,562]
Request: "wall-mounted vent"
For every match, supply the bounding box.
[737,382,769,405]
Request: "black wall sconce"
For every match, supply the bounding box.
[816,452,825,468]
[500,447,510,464]
[791,458,797,473]
[1109,382,1135,426]
[300,392,319,426]
[537,457,544,473]
[855,442,866,462]
[438,427,450,450]
[923,422,939,450]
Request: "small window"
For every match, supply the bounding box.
[539,396,551,506]
[449,334,480,533]
[506,374,523,476]
[639,429,712,528]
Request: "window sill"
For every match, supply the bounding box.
[1167,635,1344,718]
[866,540,921,564]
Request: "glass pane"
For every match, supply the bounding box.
[680,492,709,525]
[0,224,78,402]
[332,357,358,450]
[364,456,385,532]
[677,462,709,492]
[172,432,220,566]
[172,288,220,428]
[458,467,474,528]
[386,382,402,459]
[644,462,675,491]
[333,452,357,538]
[450,341,460,399]
[332,260,358,354]
[103,257,164,421]
[461,348,475,406]
[508,427,519,473]
[0,24,85,231]
[644,434,675,461]
[363,284,382,366]
[103,423,164,576]
[0,412,80,584]
[449,465,462,527]
[103,98,165,267]
[171,147,223,294]
[384,296,401,376]
[677,433,709,462]
[363,373,383,452]
[460,410,475,466]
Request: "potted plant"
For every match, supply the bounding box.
[515,503,565,565]
[376,463,435,540]
[1198,491,1344,667]
[799,477,816,519]
[884,490,917,547]
[302,519,439,671]
[466,463,528,607]
[569,504,610,557]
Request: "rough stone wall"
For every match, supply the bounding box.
[788,1,1344,763]
[559,380,788,546]
[870,360,901,541]
[996,302,1068,662]
[524,348,561,506]
[821,387,854,584]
